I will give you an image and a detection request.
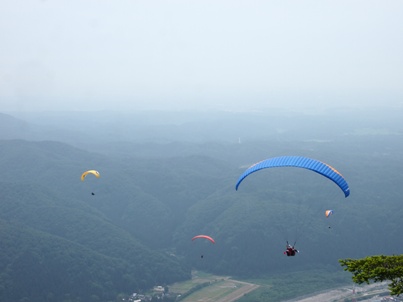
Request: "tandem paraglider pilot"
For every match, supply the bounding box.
[284,242,299,257]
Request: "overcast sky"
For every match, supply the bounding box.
[1,0,402,112]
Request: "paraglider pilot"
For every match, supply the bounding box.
[284,242,299,256]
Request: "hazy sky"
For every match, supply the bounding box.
[1,0,402,112]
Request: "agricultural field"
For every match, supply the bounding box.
[168,271,259,302]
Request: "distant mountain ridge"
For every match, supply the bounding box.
[0,112,92,144]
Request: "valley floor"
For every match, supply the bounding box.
[169,271,396,302]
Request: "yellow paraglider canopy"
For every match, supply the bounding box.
[81,170,100,181]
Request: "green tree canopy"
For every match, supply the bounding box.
[339,255,403,296]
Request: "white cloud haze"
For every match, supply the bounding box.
[1,0,402,111]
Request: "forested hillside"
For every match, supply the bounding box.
[0,140,192,301]
[175,134,403,275]
[1,109,402,301]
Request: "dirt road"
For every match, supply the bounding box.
[282,283,389,302]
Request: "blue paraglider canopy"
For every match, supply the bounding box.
[235,156,350,198]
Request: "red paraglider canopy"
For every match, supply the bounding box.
[191,235,215,244]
